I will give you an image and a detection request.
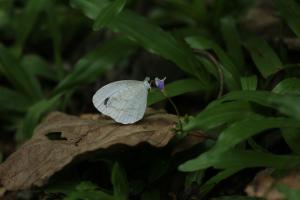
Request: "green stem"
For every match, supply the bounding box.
[162,90,182,131]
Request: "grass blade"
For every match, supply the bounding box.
[220,17,245,71]
[269,95,300,120]
[109,11,209,83]
[70,0,109,19]
[0,44,43,100]
[148,78,210,106]
[185,36,240,90]
[276,0,300,37]
[17,95,61,140]
[212,117,300,155]
[179,149,300,171]
[182,101,256,132]
[241,76,257,91]
[272,78,300,95]
[0,86,31,112]
[200,168,242,196]
[15,0,47,53]
[93,0,126,31]
[112,162,129,200]
[21,54,57,81]
[71,0,211,86]
[281,128,300,154]
[46,1,63,79]
[53,37,137,95]
[244,38,283,78]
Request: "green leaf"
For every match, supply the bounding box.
[0,44,43,100]
[53,37,137,95]
[212,117,300,155]
[210,90,280,109]
[17,95,61,140]
[179,149,300,171]
[212,90,300,119]
[182,101,256,132]
[276,0,300,37]
[110,11,209,83]
[244,38,283,78]
[241,76,257,91]
[64,181,114,200]
[179,117,300,171]
[70,0,109,19]
[272,78,300,95]
[148,78,210,106]
[220,17,245,71]
[15,0,48,52]
[111,162,129,200]
[200,168,242,195]
[269,95,300,120]
[276,184,300,200]
[21,54,57,81]
[93,0,126,31]
[46,1,63,79]
[0,86,31,112]
[281,128,300,154]
[71,0,210,85]
[185,36,240,90]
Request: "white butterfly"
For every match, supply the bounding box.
[92,77,151,124]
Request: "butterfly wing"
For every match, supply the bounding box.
[92,80,148,124]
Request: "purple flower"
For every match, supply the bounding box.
[155,77,166,91]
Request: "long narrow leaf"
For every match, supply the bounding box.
[148,78,210,105]
[111,162,129,200]
[179,149,300,171]
[0,86,31,112]
[53,37,137,95]
[15,0,48,52]
[70,0,211,86]
[272,78,300,95]
[200,168,242,195]
[212,117,300,155]
[182,101,257,132]
[93,0,126,31]
[0,44,43,100]
[244,38,283,78]
[21,54,57,81]
[185,36,240,90]
[220,17,245,71]
[241,76,257,91]
[276,0,300,37]
[17,95,61,140]
[281,128,300,154]
[46,1,63,79]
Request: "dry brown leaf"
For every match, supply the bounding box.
[245,169,300,200]
[0,110,177,192]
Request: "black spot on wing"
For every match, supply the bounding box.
[104,97,110,107]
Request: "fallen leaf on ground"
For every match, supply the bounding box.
[245,169,300,200]
[0,109,177,192]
